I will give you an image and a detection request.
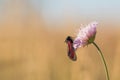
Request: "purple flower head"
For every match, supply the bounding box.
[73,21,98,50]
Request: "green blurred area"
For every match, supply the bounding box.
[0,1,120,80]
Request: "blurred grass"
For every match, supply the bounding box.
[0,1,120,80]
[0,21,120,80]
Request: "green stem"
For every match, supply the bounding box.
[92,42,110,80]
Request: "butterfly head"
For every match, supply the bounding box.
[65,36,73,43]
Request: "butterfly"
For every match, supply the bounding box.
[65,36,77,61]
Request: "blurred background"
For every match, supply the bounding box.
[0,0,120,80]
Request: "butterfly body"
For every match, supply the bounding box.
[65,36,77,61]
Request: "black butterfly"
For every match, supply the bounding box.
[65,36,77,61]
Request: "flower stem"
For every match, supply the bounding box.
[92,42,110,80]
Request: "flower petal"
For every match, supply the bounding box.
[73,21,98,50]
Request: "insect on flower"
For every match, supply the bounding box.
[65,21,98,61]
[65,22,110,80]
[65,36,77,61]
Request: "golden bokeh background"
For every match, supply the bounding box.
[0,0,120,80]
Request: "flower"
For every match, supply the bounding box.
[73,21,98,50]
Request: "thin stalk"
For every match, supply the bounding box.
[92,42,110,80]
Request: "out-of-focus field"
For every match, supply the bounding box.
[0,19,120,80]
[0,1,120,80]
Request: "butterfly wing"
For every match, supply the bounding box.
[67,41,77,61]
